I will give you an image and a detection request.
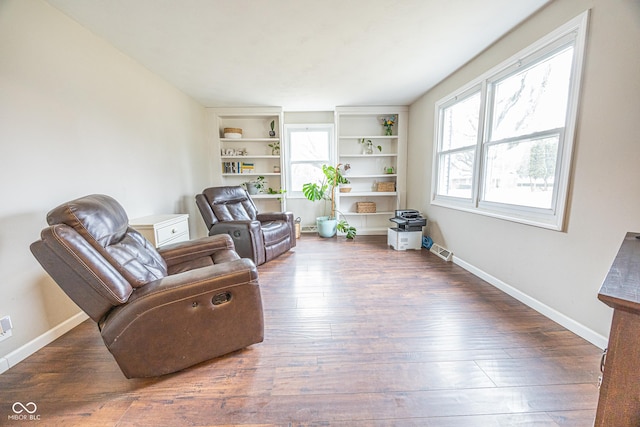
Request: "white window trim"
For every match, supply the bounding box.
[431,11,589,231]
[284,123,335,198]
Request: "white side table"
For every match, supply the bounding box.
[129,214,189,248]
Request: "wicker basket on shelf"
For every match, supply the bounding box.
[376,181,395,192]
[356,202,376,213]
[223,128,243,138]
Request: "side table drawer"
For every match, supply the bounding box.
[129,214,190,248]
[156,219,189,245]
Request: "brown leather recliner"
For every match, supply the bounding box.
[30,194,264,378]
[195,186,296,266]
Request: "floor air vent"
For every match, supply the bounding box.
[430,243,453,262]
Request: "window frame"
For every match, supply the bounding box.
[431,11,589,230]
[284,124,335,198]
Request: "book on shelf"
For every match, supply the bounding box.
[222,161,256,174]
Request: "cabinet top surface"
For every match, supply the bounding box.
[598,232,640,308]
[129,214,189,226]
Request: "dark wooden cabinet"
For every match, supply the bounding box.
[596,232,640,426]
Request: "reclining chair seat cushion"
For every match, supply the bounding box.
[46,194,168,287]
[260,221,292,246]
[104,231,167,287]
[165,247,240,275]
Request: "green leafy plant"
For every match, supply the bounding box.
[302,164,356,239]
[359,138,381,153]
[253,176,267,193]
[267,187,286,201]
[268,140,280,155]
[269,120,277,137]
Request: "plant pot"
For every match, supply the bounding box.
[316,216,337,238]
[244,182,260,195]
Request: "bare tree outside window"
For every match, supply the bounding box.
[433,11,588,229]
[482,46,573,209]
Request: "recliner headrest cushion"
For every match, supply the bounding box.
[204,186,250,205]
[47,194,128,247]
[46,194,167,287]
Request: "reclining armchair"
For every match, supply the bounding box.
[195,186,296,265]
[30,194,264,378]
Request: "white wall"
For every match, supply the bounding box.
[407,0,640,344]
[0,0,209,368]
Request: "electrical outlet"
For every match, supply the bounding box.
[0,316,12,334]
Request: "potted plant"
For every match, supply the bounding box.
[268,140,280,155]
[267,187,286,201]
[359,138,381,155]
[244,175,266,195]
[302,164,356,239]
[269,120,276,137]
[338,164,352,193]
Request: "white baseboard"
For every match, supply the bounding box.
[0,312,89,374]
[452,255,609,350]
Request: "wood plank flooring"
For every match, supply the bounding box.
[0,235,603,426]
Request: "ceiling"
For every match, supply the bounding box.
[46,0,551,110]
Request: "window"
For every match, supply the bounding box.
[285,124,334,196]
[432,12,588,230]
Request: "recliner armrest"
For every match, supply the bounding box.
[158,234,235,268]
[257,212,294,223]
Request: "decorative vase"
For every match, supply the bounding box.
[384,126,393,136]
[269,130,276,137]
[363,144,374,155]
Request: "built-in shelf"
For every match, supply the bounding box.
[345,174,397,178]
[339,191,397,197]
[335,106,408,236]
[340,154,398,158]
[221,138,280,143]
[339,135,400,139]
[212,107,285,211]
[343,211,395,216]
[221,155,279,159]
[222,173,281,176]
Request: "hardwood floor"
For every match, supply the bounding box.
[0,235,602,426]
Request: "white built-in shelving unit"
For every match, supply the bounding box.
[211,107,286,212]
[335,106,408,235]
